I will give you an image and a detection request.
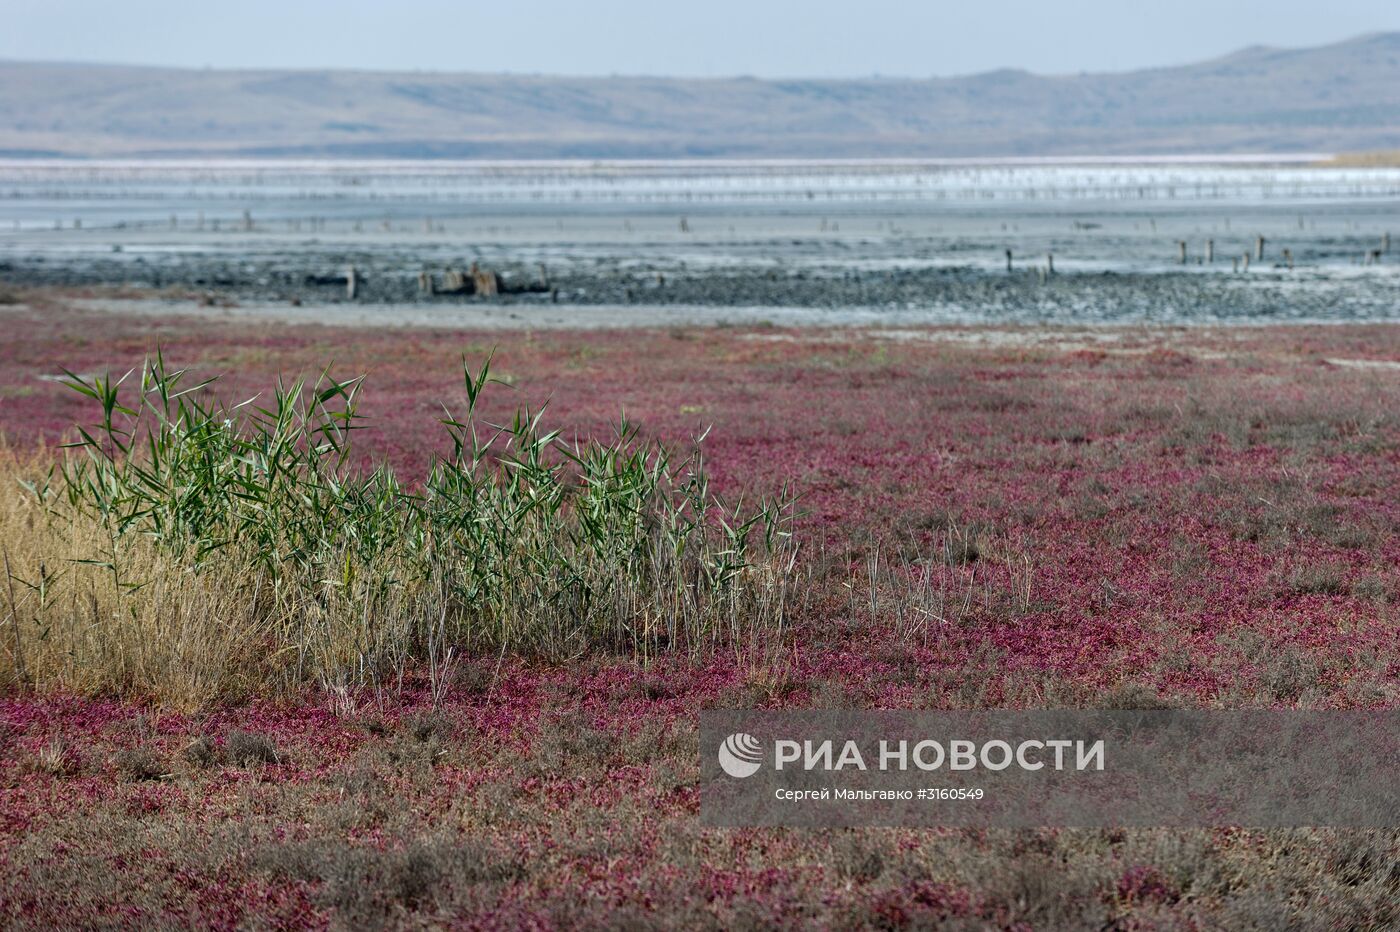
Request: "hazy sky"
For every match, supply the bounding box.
[3,0,1399,77]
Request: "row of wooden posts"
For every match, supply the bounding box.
[1173,233,1391,269]
[1002,232,1391,276]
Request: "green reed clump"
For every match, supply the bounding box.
[16,352,793,698]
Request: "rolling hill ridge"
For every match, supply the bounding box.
[3,33,1400,158]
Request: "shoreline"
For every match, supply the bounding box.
[20,294,1400,336]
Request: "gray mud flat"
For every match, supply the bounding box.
[9,255,1400,328]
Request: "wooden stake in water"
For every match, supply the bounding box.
[1178,241,1187,264]
[1206,239,1214,264]
[1005,249,1013,273]
[1283,248,1294,270]
[1242,253,1251,272]
[1047,253,1055,275]
[346,266,358,300]
[1255,235,1266,261]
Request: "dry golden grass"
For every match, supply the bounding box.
[1323,150,1400,168]
[0,450,280,706]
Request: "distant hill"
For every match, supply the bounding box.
[4,33,1400,158]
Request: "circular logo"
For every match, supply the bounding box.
[718,732,763,778]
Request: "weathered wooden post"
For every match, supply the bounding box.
[346,266,358,300]
[418,271,433,296]
[1047,253,1055,275]
[470,262,499,297]
[1242,253,1251,272]
[1283,248,1294,270]
[1206,239,1214,264]
[1255,235,1266,261]
[1005,249,1013,273]
[1178,241,1187,264]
